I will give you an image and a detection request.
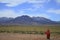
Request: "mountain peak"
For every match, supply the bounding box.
[0,15,60,25]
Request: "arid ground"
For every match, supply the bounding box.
[0,33,60,40]
[0,25,60,40]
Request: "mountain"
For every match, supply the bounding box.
[0,15,60,25]
[0,17,13,21]
[9,15,34,25]
[55,21,60,24]
[0,17,13,25]
[32,17,58,24]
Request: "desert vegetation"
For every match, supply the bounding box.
[0,25,60,40]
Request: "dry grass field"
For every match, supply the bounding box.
[0,33,60,40]
[0,25,60,40]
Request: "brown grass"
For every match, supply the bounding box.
[0,33,60,40]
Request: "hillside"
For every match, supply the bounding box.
[0,15,60,25]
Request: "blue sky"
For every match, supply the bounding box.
[0,0,60,21]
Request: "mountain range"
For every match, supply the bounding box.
[0,15,60,25]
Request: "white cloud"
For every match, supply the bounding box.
[0,0,27,7]
[0,9,50,18]
[47,9,60,14]
[55,0,60,4]
[0,9,33,18]
[0,0,51,18]
[28,0,50,3]
[0,9,20,18]
[0,0,50,7]
[28,0,50,8]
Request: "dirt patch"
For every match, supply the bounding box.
[0,33,60,40]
